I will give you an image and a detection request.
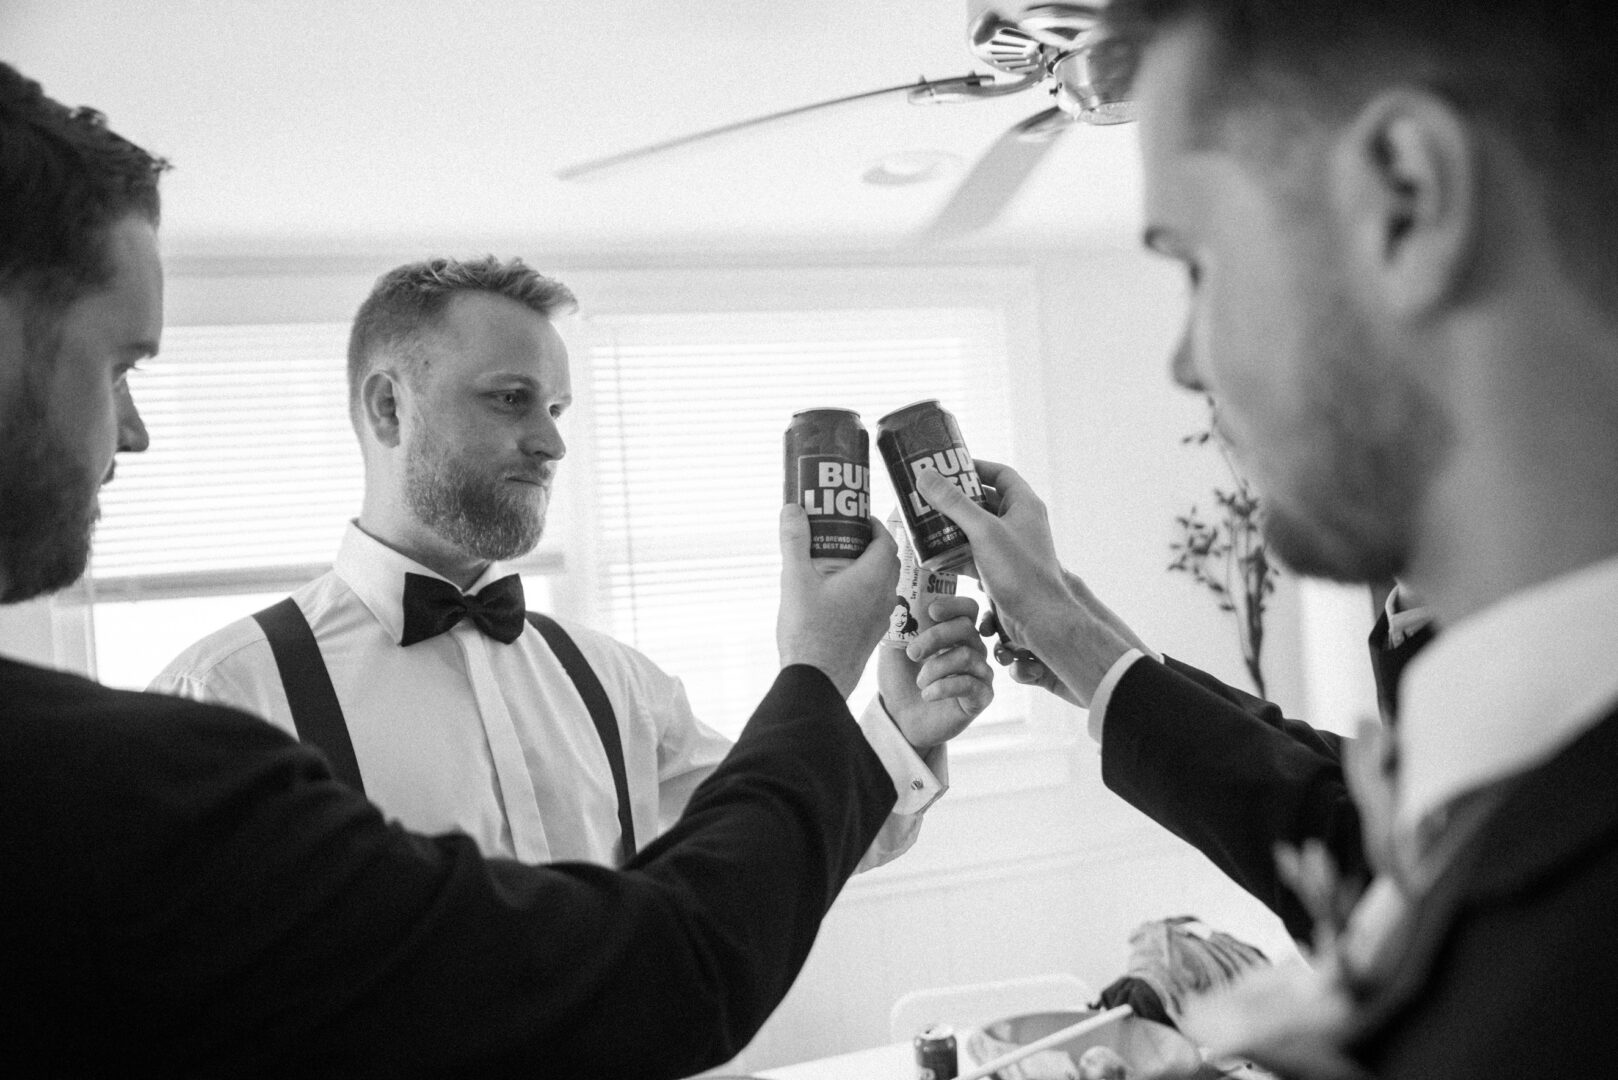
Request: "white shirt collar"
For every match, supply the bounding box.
[333,522,512,645]
[1396,552,1618,838]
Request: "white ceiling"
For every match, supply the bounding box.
[4,0,1145,259]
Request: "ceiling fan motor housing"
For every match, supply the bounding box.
[967,2,1135,124]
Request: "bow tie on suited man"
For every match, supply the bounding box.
[400,572,527,646]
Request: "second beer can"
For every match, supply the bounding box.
[913,1024,959,1080]
[876,399,986,572]
[784,408,871,570]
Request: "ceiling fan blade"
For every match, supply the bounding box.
[556,74,1002,181]
[913,106,1070,244]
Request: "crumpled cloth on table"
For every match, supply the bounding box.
[1097,916,1270,1026]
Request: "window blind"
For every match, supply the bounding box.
[92,323,363,597]
[91,321,565,601]
[583,307,1019,736]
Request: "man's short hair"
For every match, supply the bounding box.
[346,256,577,419]
[1101,0,1618,310]
[0,62,168,333]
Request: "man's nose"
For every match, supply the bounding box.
[1170,332,1204,393]
[521,414,566,461]
[117,381,150,453]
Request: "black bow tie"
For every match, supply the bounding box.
[399,572,526,646]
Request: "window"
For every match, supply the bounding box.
[579,306,1025,736]
[87,321,362,688]
[87,262,1041,743]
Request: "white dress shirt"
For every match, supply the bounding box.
[152,523,944,868]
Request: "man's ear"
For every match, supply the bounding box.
[1331,89,1480,318]
[359,369,405,448]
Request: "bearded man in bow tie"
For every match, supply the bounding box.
[155,256,993,868]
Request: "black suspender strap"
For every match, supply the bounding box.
[526,611,638,860]
[249,599,634,860]
[251,598,366,794]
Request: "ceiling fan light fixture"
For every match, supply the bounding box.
[1050,36,1136,125]
[1078,100,1137,125]
[863,150,963,187]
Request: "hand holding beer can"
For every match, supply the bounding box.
[876,399,986,573]
[784,408,871,572]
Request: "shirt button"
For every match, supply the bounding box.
[911,779,924,791]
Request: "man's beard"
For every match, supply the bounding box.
[403,427,548,563]
[1249,314,1449,587]
[0,379,100,604]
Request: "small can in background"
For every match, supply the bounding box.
[784,408,871,570]
[877,399,986,572]
[883,509,958,649]
[913,1024,959,1080]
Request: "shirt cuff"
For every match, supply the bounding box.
[856,696,948,815]
[1383,584,1435,648]
[1086,647,1155,745]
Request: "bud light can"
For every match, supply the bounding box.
[784,408,871,570]
[913,1024,959,1080]
[877,399,986,572]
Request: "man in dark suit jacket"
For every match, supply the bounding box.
[918,0,1618,1074]
[1100,599,1434,944]
[0,62,987,1078]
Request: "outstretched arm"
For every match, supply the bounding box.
[18,506,905,1079]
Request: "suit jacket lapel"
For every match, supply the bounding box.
[1347,704,1618,1045]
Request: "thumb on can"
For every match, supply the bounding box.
[779,503,811,572]
[915,467,986,533]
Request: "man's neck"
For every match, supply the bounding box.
[1403,393,1618,627]
[353,518,489,592]
[1401,272,1618,627]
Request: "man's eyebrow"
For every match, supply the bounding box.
[482,372,572,401]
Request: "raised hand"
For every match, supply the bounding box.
[979,605,1082,707]
[916,460,1150,707]
[879,594,994,750]
[776,506,899,698]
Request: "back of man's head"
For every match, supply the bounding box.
[345,256,576,428]
[1101,0,1618,312]
[0,62,168,332]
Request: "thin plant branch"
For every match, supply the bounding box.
[1168,427,1279,697]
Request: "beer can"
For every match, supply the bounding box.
[784,408,871,570]
[877,399,986,572]
[913,1024,959,1080]
[883,509,958,649]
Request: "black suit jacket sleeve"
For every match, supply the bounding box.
[1,660,895,1080]
[1099,656,1368,942]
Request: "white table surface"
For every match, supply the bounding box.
[754,1040,913,1079]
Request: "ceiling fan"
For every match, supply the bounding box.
[554,2,1136,242]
